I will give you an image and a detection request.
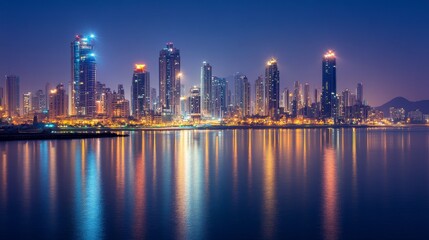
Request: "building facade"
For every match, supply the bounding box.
[321,50,337,119]
[201,62,212,117]
[131,64,151,119]
[71,34,96,117]
[159,42,181,116]
[5,75,20,117]
[265,58,280,118]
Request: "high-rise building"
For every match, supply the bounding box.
[150,88,157,112]
[159,42,181,116]
[71,34,96,117]
[255,76,265,116]
[321,50,337,119]
[131,64,151,118]
[281,88,289,113]
[5,75,20,117]
[189,86,201,117]
[201,61,212,117]
[23,92,32,116]
[357,82,363,105]
[49,83,68,118]
[292,81,302,117]
[234,73,251,117]
[113,85,130,118]
[32,90,46,113]
[211,76,227,118]
[265,58,280,118]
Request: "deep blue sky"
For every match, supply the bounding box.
[1,0,428,106]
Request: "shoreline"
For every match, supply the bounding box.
[0,132,128,142]
[54,124,427,132]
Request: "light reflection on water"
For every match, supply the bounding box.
[0,128,429,239]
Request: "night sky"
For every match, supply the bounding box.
[1,0,428,106]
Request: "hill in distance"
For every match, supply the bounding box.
[376,97,429,115]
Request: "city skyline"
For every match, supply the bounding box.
[1,0,428,106]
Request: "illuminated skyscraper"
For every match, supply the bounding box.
[201,61,212,117]
[159,42,181,116]
[254,76,265,116]
[131,64,151,118]
[321,50,337,119]
[265,58,280,118]
[189,86,201,117]
[211,76,227,118]
[5,75,20,117]
[357,82,363,105]
[49,83,68,118]
[234,73,251,117]
[71,34,96,117]
[23,92,32,116]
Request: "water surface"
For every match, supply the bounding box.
[1,128,429,239]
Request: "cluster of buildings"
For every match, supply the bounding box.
[0,33,426,126]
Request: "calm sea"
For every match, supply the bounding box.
[1,128,429,239]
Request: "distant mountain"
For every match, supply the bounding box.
[376,97,429,115]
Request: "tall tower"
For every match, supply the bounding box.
[234,73,250,117]
[211,76,227,118]
[357,82,363,105]
[131,64,151,118]
[265,58,280,118]
[254,76,265,116]
[321,50,337,119]
[71,34,96,117]
[5,75,20,117]
[49,83,68,118]
[201,61,212,117]
[189,86,201,117]
[159,42,181,116]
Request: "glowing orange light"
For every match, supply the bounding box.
[324,50,336,58]
[135,64,146,70]
[266,58,277,66]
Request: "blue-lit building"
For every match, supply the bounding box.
[321,50,337,119]
[131,64,151,118]
[201,61,212,117]
[211,76,227,118]
[71,34,96,117]
[159,42,181,116]
[265,58,280,118]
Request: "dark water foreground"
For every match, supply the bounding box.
[0,128,428,239]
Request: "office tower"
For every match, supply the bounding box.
[357,82,363,105]
[211,76,227,118]
[118,84,125,100]
[254,76,265,116]
[303,83,310,108]
[71,34,96,117]
[234,73,251,117]
[265,58,280,118]
[32,90,46,113]
[112,85,130,118]
[5,75,20,117]
[49,83,68,118]
[150,88,157,111]
[281,88,289,113]
[321,50,337,119]
[23,92,32,116]
[201,61,212,117]
[45,83,50,111]
[131,64,151,118]
[303,83,310,116]
[189,86,201,117]
[159,42,181,116]
[292,81,301,117]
